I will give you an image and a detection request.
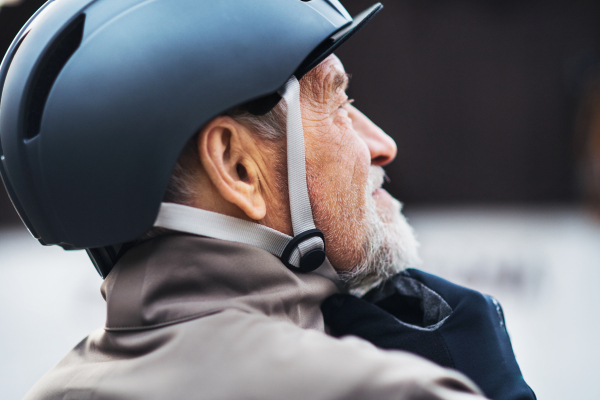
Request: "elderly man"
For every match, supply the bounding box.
[1,0,535,399]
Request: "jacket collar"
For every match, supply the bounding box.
[101,234,341,331]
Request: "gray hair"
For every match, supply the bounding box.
[138,100,288,242]
[162,57,334,207]
[141,62,328,241]
[163,100,288,206]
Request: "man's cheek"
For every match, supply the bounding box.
[356,144,372,180]
[334,113,354,133]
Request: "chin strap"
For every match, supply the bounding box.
[154,76,326,272]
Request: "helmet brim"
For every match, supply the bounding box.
[295,3,383,79]
[246,2,383,115]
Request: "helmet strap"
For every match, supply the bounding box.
[154,76,326,273]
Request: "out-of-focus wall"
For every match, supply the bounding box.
[1,1,600,399]
[0,0,46,226]
[0,185,19,225]
[2,0,600,224]
[337,0,600,204]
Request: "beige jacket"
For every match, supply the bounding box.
[25,234,486,400]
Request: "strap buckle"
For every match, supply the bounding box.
[281,228,326,273]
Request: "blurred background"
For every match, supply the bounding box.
[1,0,600,399]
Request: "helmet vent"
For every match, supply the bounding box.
[24,14,85,140]
[0,31,30,142]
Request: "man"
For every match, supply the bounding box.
[22,52,487,400]
[0,0,531,399]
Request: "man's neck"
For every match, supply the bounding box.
[102,234,340,332]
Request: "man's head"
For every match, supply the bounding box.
[0,0,389,277]
[164,55,420,292]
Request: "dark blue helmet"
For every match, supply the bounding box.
[0,0,381,274]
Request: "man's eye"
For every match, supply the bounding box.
[339,99,355,109]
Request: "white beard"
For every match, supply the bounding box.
[339,166,421,296]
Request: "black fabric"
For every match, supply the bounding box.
[322,269,536,400]
[363,273,453,328]
[377,294,427,327]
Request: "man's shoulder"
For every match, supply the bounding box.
[24,310,484,400]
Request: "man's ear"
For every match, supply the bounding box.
[197,116,267,221]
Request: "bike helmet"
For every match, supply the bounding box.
[0,0,382,277]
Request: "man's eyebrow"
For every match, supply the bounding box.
[332,71,351,94]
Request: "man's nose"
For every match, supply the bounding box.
[349,105,397,166]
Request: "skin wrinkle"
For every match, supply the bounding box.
[301,57,420,291]
[302,57,377,274]
[157,55,420,293]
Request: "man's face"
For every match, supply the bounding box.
[300,55,420,292]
